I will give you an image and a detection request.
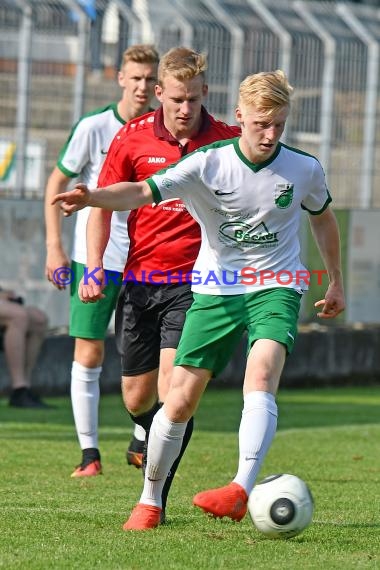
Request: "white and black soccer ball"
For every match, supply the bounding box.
[248,473,314,539]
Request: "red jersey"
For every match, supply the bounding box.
[98,107,240,283]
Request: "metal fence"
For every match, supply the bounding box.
[1,0,380,208]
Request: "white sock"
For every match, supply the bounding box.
[133,424,146,442]
[233,391,278,495]
[140,407,187,508]
[71,361,102,450]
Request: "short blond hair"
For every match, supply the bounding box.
[238,70,293,116]
[120,44,159,69]
[158,47,207,85]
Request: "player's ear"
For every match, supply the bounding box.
[235,106,244,126]
[202,83,208,97]
[155,84,163,102]
[117,70,125,88]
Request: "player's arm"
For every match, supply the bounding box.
[44,166,71,290]
[308,207,345,319]
[78,208,112,303]
[52,180,153,215]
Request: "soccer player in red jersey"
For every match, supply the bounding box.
[79,47,240,522]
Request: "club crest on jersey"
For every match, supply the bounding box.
[274,183,294,209]
[161,178,173,188]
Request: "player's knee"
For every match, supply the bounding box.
[122,376,158,416]
[74,338,104,368]
[164,395,194,423]
[123,393,158,416]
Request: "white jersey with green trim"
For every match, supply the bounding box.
[148,138,331,295]
[57,103,129,272]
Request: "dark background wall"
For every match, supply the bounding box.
[1,325,380,397]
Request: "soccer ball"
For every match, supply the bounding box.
[248,474,314,539]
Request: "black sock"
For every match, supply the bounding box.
[82,447,100,463]
[128,436,145,453]
[161,416,194,512]
[129,401,161,432]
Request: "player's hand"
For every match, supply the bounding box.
[45,247,71,290]
[78,267,106,303]
[315,282,345,319]
[51,183,91,217]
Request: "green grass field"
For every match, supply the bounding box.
[1,387,380,570]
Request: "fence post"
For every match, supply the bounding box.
[336,3,379,209]
[130,0,154,43]
[247,0,292,143]
[15,0,33,198]
[113,0,143,48]
[203,0,244,126]
[61,0,90,123]
[293,1,335,181]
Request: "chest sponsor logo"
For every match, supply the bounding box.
[148,156,166,164]
[274,183,294,209]
[219,221,278,248]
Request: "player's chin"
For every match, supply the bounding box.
[176,118,193,130]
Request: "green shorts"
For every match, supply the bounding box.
[174,287,302,377]
[69,260,122,340]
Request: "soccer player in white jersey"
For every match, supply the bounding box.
[45,45,159,477]
[53,70,345,528]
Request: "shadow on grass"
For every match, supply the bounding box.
[1,387,380,436]
[195,387,380,433]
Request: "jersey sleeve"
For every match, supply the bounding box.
[146,152,205,204]
[301,159,332,215]
[57,118,91,178]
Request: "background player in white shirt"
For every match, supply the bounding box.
[45,44,159,477]
[53,70,345,528]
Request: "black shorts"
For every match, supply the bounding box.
[115,282,194,376]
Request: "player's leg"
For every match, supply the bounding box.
[70,337,104,476]
[122,369,160,466]
[154,283,196,518]
[232,339,285,489]
[194,289,301,520]
[194,340,285,521]
[124,292,245,530]
[119,282,196,525]
[70,260,121,477]
[124,365,210,530]
[232,288,301,495]
[123,351,194,521]
[117,283,161,464]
